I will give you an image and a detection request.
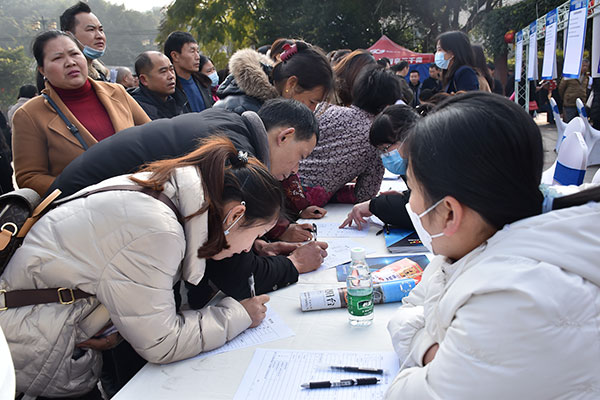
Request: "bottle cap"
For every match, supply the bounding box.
[350,247,366,261]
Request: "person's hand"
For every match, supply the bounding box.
[77,325,122,351]
[423,343,439,365]
[299,206,327,219]
[253,239,302,256]
[287,241,329,274]
[279,223,314,242]
[240,294,269,328]
[339,201,372,230]
[379,190,402,196]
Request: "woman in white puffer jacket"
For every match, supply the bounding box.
[386,92,600,399]
[0,137,282,398]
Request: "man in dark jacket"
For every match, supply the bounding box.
[164,31,214,112]
[49,99,327,298]
[129,51,187,120]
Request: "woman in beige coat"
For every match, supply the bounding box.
[0,136,279,398]
[12,31,150,196]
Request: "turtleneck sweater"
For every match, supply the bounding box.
[52,80,115,142]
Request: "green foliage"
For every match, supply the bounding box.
[0,46,34,112]
[480,0,565,57]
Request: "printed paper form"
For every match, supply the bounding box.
[317,239,375,271]
[297,221,369,238]
[233,349,400,400]
[195,306,294,360]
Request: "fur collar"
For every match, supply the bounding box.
[228,49,279,101]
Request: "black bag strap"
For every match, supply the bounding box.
[0,185,185,310]
[42,93,89,150]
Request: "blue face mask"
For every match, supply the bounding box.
[83,45,105,60]
[208,71,219,87]
[380,149,407,175]
[434,51,450,70]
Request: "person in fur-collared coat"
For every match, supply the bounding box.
[215,40,333,114]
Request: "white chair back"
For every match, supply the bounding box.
[553,131,588,186]
[550,98,567,152]
[576,98,600,166]
[557,117,586,152]
[592,168,600,184]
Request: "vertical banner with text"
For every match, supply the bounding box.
[562,0,589,78]
[515,30,524,82]
[542,9,558,80]
[527,21,538,80]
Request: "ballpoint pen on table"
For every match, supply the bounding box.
[301,377,380,389]
[248,273,255,297]
[330,366,384,374]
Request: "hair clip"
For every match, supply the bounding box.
[280,44,298,62]
[237,151,248,163]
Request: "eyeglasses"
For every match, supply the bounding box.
[378,143,393,154]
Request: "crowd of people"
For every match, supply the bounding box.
[0,1,599,399]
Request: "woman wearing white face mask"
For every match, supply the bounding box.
[340,105,420,230]
[200,55,220,102]
[0,136,281,398]
[385,92,600,399]
[435,31,479,93]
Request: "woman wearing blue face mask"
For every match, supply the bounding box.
[435,31,479,93]
[385,92,600,398]
[340,105,420,230]
[200,55,220,102]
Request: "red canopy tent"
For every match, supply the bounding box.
[368,35,434,65]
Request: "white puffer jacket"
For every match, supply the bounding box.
[386,201,600,399]
[0,166,252,397]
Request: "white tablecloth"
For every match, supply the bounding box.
[114,194,405,399]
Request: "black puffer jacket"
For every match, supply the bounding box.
[129,84,188,120]
[214,49,279,115]
[591,78,600,130]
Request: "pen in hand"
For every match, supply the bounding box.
[301,377,380,389]
[248,273,256,297]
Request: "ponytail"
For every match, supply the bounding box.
[272,40,333,95]
[131,136,284,258]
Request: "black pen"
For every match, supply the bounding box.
[330,366,384,375]
[311,223,317,241]
[301,377,380,389]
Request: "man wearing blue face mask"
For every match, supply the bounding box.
[60,2,110,82]
[340,105,419,230]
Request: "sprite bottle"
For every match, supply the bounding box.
[346,248,373,326]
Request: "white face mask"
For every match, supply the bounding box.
[405,199,445,254]
[222,201,246,236]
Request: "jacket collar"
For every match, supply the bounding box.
[240,111,270,169]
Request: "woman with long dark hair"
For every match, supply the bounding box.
[435,31,479,93]
[471,44,494,92]
[0,137,282,398]
[386,92,600,398]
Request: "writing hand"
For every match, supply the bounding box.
[287,241,329,274]
[339,201,372,230]
[279,223,314,242]
[240,294,269,328]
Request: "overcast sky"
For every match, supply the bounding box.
[105,0,173,12]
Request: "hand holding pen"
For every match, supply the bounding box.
[239,273,269,327]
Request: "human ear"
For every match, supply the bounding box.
[38,66,45,78]
[170,51,179,63]
[441,196,463,237]
[284,76,298,94]
[223,203,246,226]
[277,127,295,145]
[139,74,149,86]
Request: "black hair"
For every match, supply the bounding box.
[333,49,377,106]
[392,61,409,72]
[135,51,155,76]
[60,1,91,32]
[472,44,494,91]
[369,104,420,147]
[410,70,420,76]
[32,30,78,91]
[257,45,271,55]
[408,92,544,229]
[377,57,390,68]
[487,62,495,71]
[199,54,212,71]
[258,98,319,142]
[164,31,197,61]
[429,64,441,71]
[18,85,37,99]
[272,40,333,96]
[437,31,475,87]
[352,65,403,115]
